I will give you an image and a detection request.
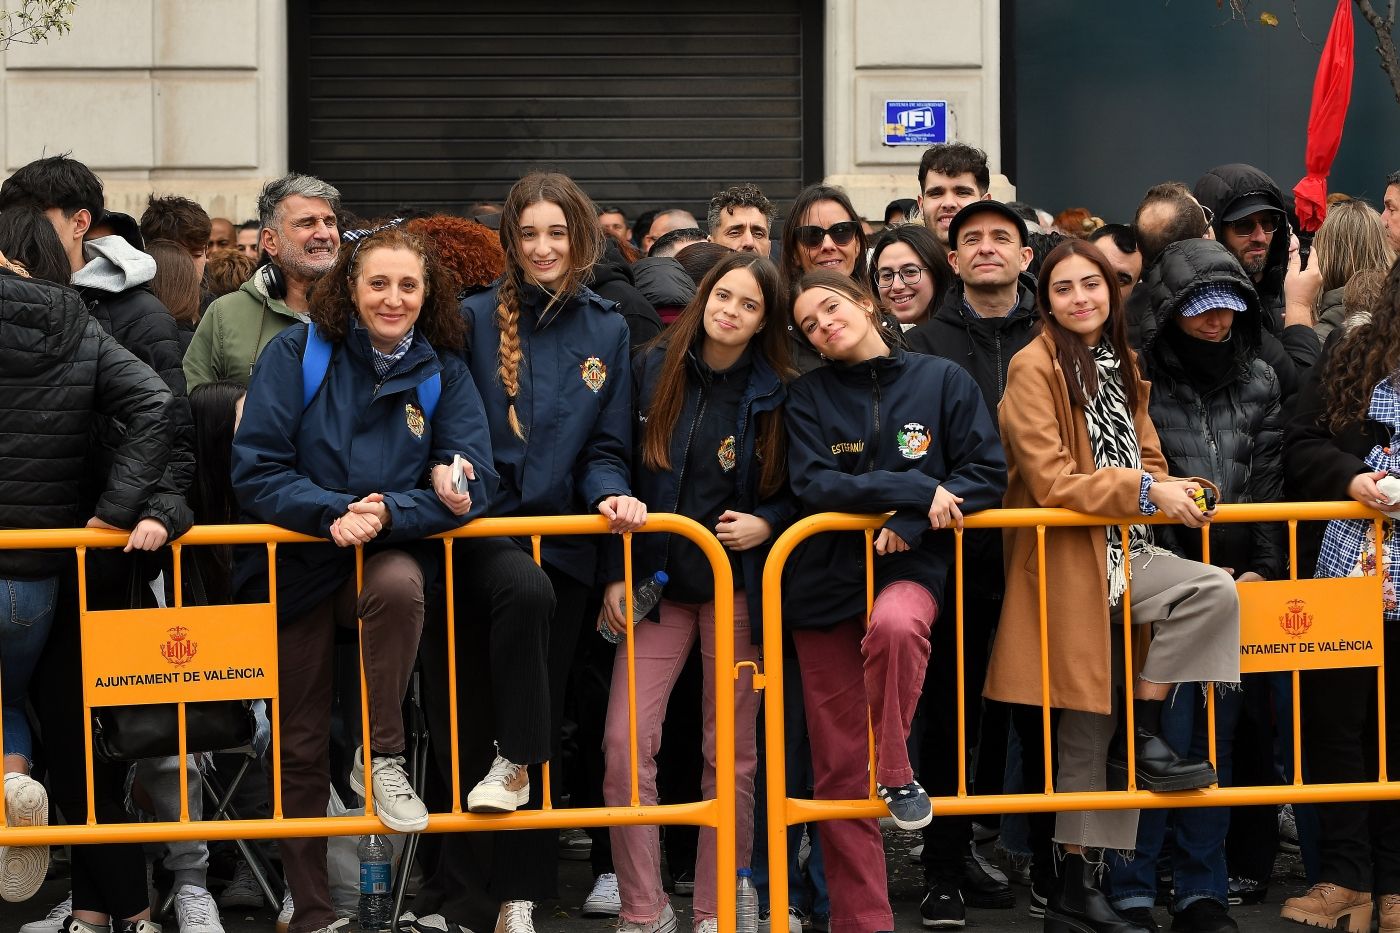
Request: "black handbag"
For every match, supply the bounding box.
[90,558,257,762]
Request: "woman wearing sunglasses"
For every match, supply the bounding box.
[869,224,953,330]
[780,185,872,373]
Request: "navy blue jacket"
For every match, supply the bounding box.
[231,322,497,620]
[782,348,1008,628]
[605,343,796,641]
[460,282,632,584]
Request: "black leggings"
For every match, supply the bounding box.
[32,558,150,920]
[416,540,588,929]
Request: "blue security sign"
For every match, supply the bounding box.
[883,100,948,146]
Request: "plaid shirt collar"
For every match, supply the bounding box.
[353,317,415,378]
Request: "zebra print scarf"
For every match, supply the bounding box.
[1080,342,1160,606]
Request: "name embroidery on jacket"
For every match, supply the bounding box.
[831,440,864,455]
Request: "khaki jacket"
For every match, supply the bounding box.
[183,270,304,389]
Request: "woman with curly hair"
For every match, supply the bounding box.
[1283,258,1400,931]
[404,213,505,298]
[231,225,497,933]
[411,172,645,933]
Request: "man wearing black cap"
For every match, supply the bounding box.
[903,199,1038,929]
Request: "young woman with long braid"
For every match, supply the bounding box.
[413,172,644,933]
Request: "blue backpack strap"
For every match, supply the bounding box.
[417,372,441,422]
[301,323,333,410]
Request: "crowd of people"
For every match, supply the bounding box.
[0,143,1398,933]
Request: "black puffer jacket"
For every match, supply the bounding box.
[588,243,663,354]
[1140,239,1285,579]
[75,264,194,536]
[904,274,1039,417]
[1138,240,1304,403]
[1193,163,1320,378]
[0,269,174,577]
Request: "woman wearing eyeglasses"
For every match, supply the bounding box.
[869,225,953,330]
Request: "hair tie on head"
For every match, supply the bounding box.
[343,218,405,265]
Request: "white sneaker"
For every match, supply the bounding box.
[756,908,802,933]
[20,892,73,933]
[581,872,620,917]
[218,858,263,909]
[174,884,226,933]
[309,920,350,933]
[617,903,676,933]
[468,755,529,814]
[2,773,49,902]
[695,920,718,933]
[352,749,429,833]
[493,900,535,933]
[276,888,294,933]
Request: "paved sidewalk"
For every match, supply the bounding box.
[0,827,1313,933]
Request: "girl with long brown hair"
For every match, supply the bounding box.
[597,251,792,933]
[988,239,1240,933]
[417,172,645,933]
[782,270,1006,933]
[1282,258,1400,931]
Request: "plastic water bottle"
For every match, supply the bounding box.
[357,833,393,931]
[736,868,759,933]
[600,571,669,644]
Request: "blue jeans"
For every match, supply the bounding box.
[0,577,58,765]
[1107,684,1242,911]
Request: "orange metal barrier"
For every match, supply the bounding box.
[760,502,1398,920]
[0,515,739,929]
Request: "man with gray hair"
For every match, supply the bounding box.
[184,173,341,388]
[640,207,698,256]
[707,182,772,253]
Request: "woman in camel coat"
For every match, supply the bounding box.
[984,240,1240,933]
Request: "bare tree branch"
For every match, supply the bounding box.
[1293,1,1321,48]
[1355,0,1400,105]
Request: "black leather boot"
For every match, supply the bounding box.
[1044,851,1150,933]
[1108,727,1217,793]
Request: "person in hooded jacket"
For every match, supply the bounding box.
[590,236,663,352]
[784,270,1007,933]
[599,250,796,933]
[231,224,495,933]
[0,216,176,931]
[1104,241,1285,933]
[632,253,697,326]
[1193,164,1320,376]
[409,171,644,933]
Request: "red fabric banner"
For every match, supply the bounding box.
[1293,0,1355,232]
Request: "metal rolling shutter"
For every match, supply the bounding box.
[288,1,822,222]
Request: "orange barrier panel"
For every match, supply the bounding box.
[0,514,739,931]
[760,501,1395,922]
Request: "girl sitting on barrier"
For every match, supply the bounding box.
[411,171,645,933]
[783,271,1007,933]
[231,225,496,933]
[1281,258,1400,932]
[598,251,794,933]
[986,239,1241,933]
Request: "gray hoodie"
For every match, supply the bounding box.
[72,234,157,293]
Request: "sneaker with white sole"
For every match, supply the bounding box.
[616,903,676,933]
[20,893,74,933]
[493,900,536,933]
[349,748,429,833]
[307,920,349,933]
[757,908,803,933]
[876,780,933,830]
[581,872,620,917]
[2,772,49,903]
[63,920,110,933]
[173,885,226,933]
[217,858,263,909]
[695,920,718,933]
[468,756,530,814]
[276,889,293,933]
